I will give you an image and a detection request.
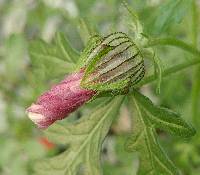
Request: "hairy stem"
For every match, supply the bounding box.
[136,58,200,87]
[141,28,200,90]
[145,38,200,58]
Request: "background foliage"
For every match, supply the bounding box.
[0,0,200,175]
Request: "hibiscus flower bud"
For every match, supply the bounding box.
[26,70,96,129]
[26,32,145,129]
[81,32,145,92]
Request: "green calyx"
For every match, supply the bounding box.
[80,32,145,94]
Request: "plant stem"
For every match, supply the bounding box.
[136,58,200,87]
[145,38,200,58]
[191,0,200,127]
[142,25,200,100]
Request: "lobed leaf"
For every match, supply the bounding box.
[34,96,124,175]
[132,90,196,137]
[125,94,179,175]
[29,33,79,78]
[125,90,196,174]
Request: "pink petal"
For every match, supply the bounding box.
[26,71,96,129]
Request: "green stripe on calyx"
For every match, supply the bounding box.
[96,41,135,68]
[104,60,144,84]
[89,52,140,83]
[81,32,145,93]
[86,33,129,63]
[81,44,114,83]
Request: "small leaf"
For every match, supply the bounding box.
[34,96,124,175]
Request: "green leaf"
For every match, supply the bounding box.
[78,18,97,45]
[54,32,80,63]
[34,96,124,175]
[133,90,196,137]
[125,91,195,175]
[29,36,77,78]
[152,0,192,34]
[126,94,178,175]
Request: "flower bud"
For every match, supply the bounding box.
[26,32,145,129]
[26,71,96,129]
[81,32,145,92]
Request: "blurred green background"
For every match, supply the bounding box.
[0,0,200,174]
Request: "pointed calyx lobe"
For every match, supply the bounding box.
[26,32,145,129]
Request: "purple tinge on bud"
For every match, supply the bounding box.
[26,71,96,129]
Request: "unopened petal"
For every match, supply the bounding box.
[26,71,96,129]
